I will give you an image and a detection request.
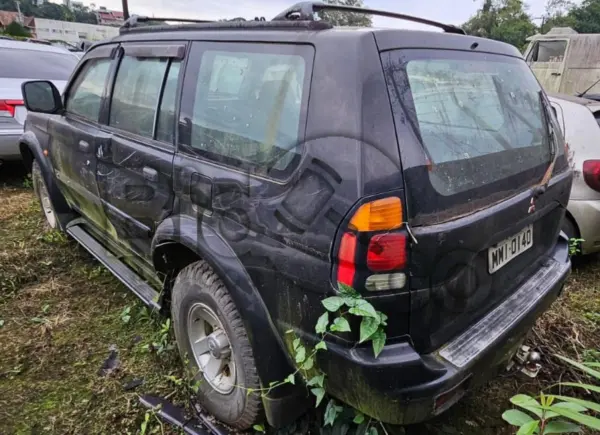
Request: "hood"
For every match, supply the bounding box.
[548,92,600,112]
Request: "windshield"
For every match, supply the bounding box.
[382,50,562,224]
[0,48,78,80]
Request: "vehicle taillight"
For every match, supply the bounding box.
[367,233,406,271]
[337,232,357,287]
[0,99,24,117]
[583,160,600,192]
[350,197,402,231]
[335,196,408,292]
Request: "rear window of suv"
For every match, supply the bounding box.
[0,48,78,80]
[382,50,560,224]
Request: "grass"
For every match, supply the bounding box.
[0,163,598,435]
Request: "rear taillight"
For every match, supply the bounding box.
[337,232,357,287]
[335,196,408,292]
[583,160,600,192]
[0,99,23,117]
[367,233,406,271]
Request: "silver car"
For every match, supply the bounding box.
[0,40,78,162]
[549,93,600,254]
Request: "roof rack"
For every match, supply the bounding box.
[272,1,466,35]
[119,19,331,35]
[121,15,214,30]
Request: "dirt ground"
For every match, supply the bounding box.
[1,162,598,435]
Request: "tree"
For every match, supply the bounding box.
[4,21,31,37]
[569,0,600,33]
[463,0,537,49]
[73,5,99,25]
[541,0,576,33]
[319,0,372,27]
[37,3,67,21]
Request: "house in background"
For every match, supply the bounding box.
[0,10,34,31]
[96,6,124,26]
[31,17,119,43]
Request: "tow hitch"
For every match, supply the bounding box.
[507,345,542,378]
[139,395,230,435]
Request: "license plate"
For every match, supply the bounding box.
[488,225,533,274]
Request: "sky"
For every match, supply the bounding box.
[66,0,573,30]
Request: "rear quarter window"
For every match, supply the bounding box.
[179,42,313,179]
[0,48,78,79]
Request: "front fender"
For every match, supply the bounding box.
[19,131,75,229]
[152,215,310,427]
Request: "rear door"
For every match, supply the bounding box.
[48,44,117,230]
[96,43,184,261]
[381,48,572,353]
[526,39,569,93]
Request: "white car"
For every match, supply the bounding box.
[0,39,78,162]
[549,93,600,254]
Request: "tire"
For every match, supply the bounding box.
[171,260,262,430]
[32,160,59,230]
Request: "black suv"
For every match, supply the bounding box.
[19,1,572,430]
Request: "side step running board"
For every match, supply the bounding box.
[67,225,161,311]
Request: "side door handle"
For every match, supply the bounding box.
[143,166,158,182]
[78,140,91,152]
[551,72,561,76]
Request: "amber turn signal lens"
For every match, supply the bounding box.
[349,197,402,232]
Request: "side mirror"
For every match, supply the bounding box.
[21,80,63,114]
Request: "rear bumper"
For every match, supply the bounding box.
[567,199,600,254]
[0,128,23,160]
[321,235,570,425]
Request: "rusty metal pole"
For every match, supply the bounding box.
[122,0,130,20]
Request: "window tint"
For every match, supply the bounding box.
[156,61,181,143]
[382,49,562,225]
[66,58,111,121]
[0,48,78,80]
[186,48,307,174]
[110,56,170,138]
[529,40,567,63]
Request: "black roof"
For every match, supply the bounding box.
[96,1,521,59]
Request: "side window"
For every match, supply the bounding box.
[156,61,181,143]
[528,40,567,63]
[109,56,170,138]
[66,58,112,121]
[182,45,309,176]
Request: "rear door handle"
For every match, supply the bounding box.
[78,140,91,152]
[143,166,158,182]
[551,72,561,76]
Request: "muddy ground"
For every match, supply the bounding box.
[1,163,598,435]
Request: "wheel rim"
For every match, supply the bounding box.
[36,172,57,228]
[187,303,236,394]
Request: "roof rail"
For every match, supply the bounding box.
[121,15,214,31]
[272,1,466,35]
